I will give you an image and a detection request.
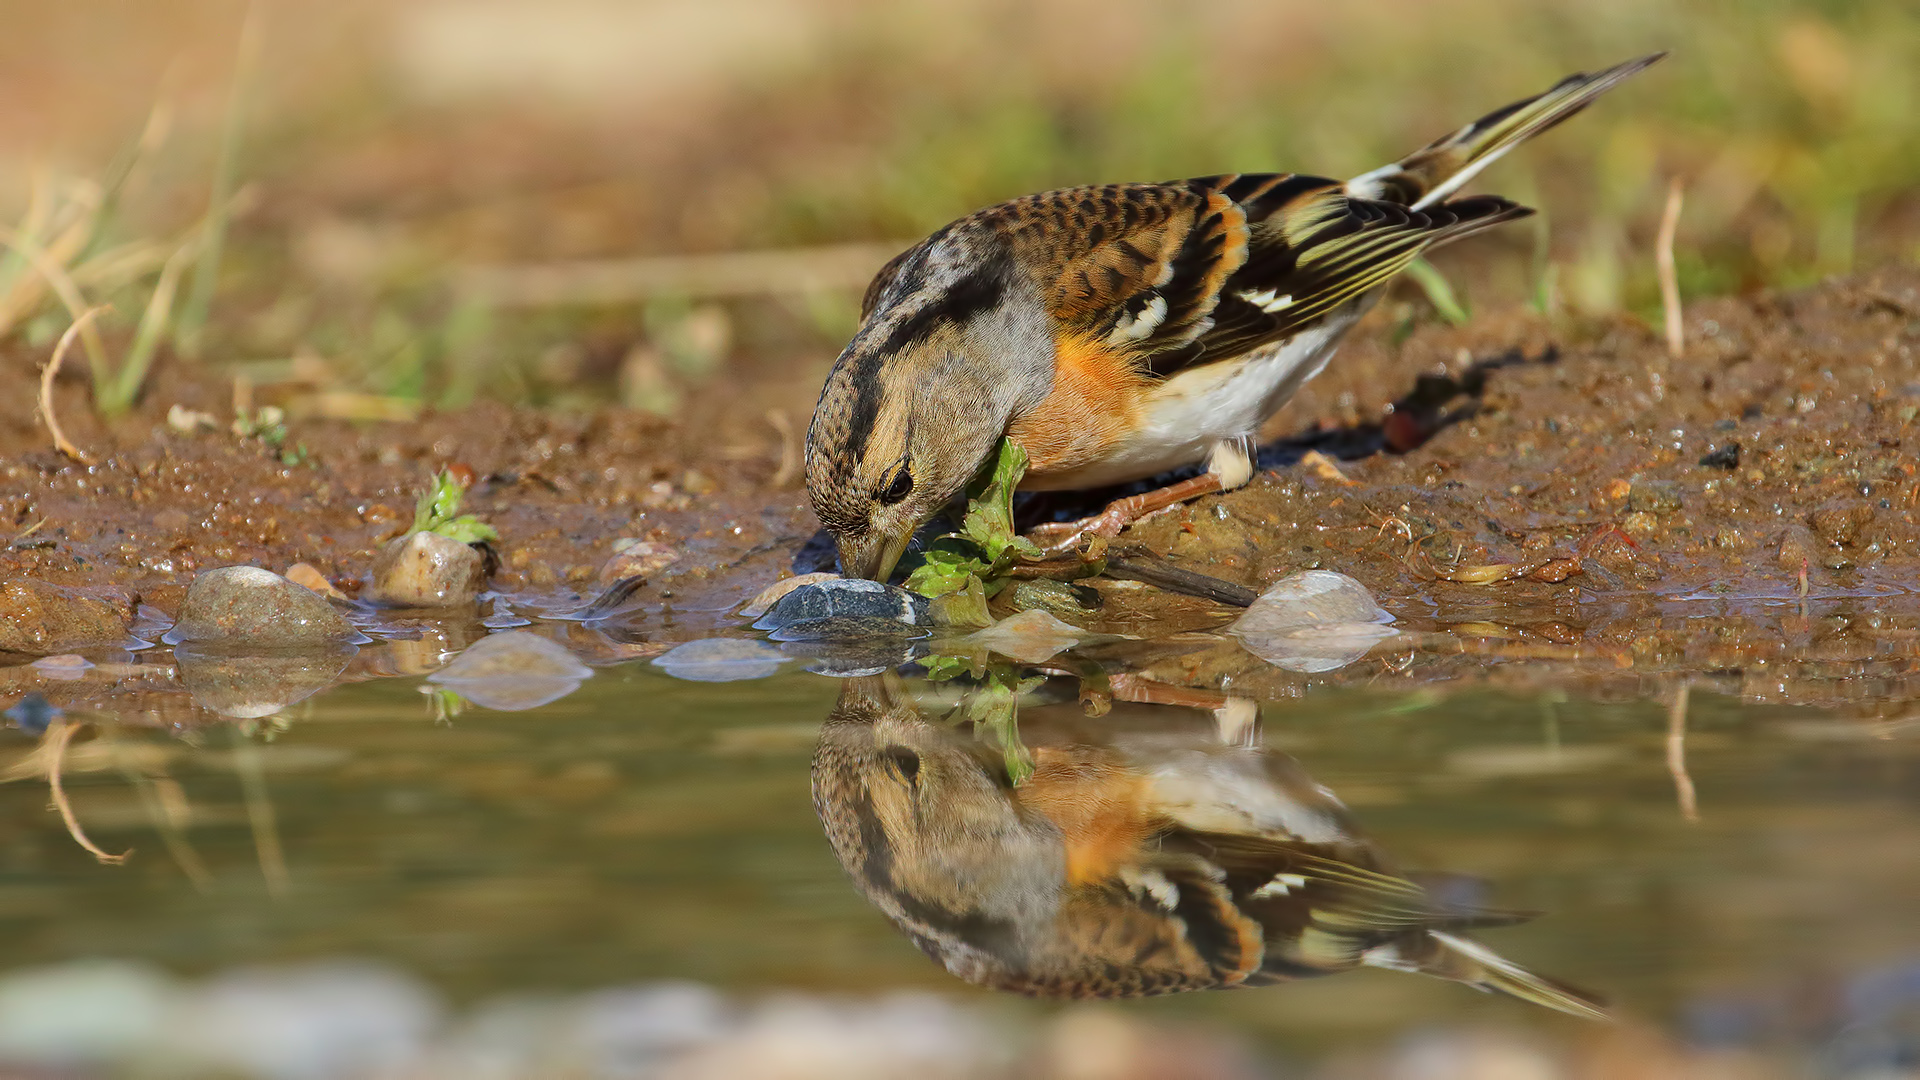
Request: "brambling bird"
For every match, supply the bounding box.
[806,55,1663,581]
[812,675,1606,1016]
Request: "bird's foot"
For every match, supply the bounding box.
[1027,473,1228,555]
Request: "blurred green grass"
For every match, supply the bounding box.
[2,0,1916,420]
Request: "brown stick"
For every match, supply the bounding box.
[1657,178,1685,360]
[38,306,108,463]
[46,721,131,864]
[1666,681,1699,823]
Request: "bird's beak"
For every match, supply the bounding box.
[837,528,913,583]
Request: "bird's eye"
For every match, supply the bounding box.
[881,746,921,783]
[877,465,914,505]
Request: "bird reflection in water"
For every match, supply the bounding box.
[812,671,1605,1018]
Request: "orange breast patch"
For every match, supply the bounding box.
[1006,331,1151,478]
[1020,750,1155,888]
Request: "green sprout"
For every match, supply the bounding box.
[410,469,498,544]
[905,439,1045,599]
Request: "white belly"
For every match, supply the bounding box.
[1020,309,1363,491]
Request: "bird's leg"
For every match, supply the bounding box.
[1031,438,1254,551]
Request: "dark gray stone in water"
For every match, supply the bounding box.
[751,579,927,633]
[652,638,790,682]
[766,615,931,644]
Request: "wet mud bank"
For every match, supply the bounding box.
[5,268,1920,715]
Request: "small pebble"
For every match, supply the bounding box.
[30,654,94,681]
[652,639,790,682]
[284,562,347,601]
[1698,442,1741,469]
[368,532,488,608]
[1626,480,1683,516]
[599,541,679,585]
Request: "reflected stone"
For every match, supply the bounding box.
[1230,570,1397,673]
[652,639,790,682]
[176,646,354,718]
[963,610,1084,664]
[776,633,920,678]
[426,631,591,711]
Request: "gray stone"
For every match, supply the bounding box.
[0,580,135,655]
[167,567,357,648]
[368,532,488,608]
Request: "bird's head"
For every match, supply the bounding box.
[805,229,1050,581]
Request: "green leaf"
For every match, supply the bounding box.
[409,470,497,543]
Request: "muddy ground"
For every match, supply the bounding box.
[5,267,1920,713]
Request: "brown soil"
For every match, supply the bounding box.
[5,267,1920,705]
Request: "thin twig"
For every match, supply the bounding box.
[46,721,131,864]
[1657,178,1685,360]
[39,306,108,463]
[1666,681,1699,823]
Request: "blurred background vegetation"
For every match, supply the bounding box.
[1,0,1915,429]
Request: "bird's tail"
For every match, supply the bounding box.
[1362,929,1612,1022]
[1348,53,1666,211]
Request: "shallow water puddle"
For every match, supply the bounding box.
[2,596,1919,1076]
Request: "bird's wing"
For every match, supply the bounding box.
[1168,831,1536,977]
[989,174,1529,377]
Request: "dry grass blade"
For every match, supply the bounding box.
[103,237,198,416]
[46,721,131,865]
[39,306,109,463]
[175,0,262,355]
[1658,178,1685,360]
[1667,681,1699,823]
[0,227,113,381]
